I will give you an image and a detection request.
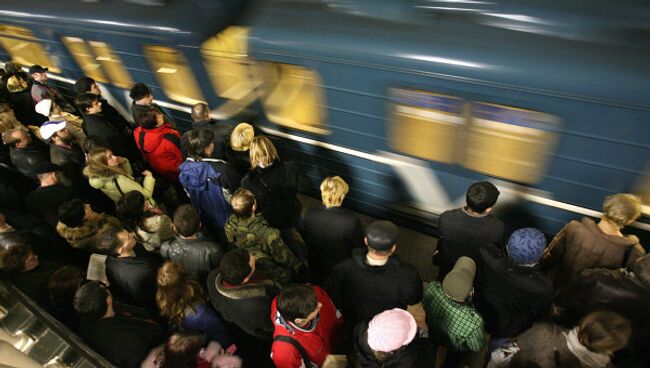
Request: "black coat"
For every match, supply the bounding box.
[206,270,279,341]
[325,248,423,328]
[99,97,133,129]
[160,236,225,284]
[435,207,505,279]
[82,112,139,162]
[131,102,174,127]
[50,143,85,186]
[9,139,50,181]
[25,184,79,229]
[474,244,553,338]
[105,247,163,310]
[242,161,302,230]
[9,89,47,126]
[301,205,364,282]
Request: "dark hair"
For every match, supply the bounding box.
[75,93,100,113]
[159,333,204,368]
[578,311,631,353]
[58,199,86,227]
[129,82,151,101]
[277,285,318,322]
[466,181,500,213]
[220,249,251,285]
[191,102,209,122]
[173,205,200,237]
[81,135,108,154]
[48,265,82,305]
[116,191,146,232]
[74,77,96,95]
[95,226,125,255]
[0,232,32,272]
[187,128,214,159]
[73,281,109,320]
[140,110,160,129]
[230,188,255,218]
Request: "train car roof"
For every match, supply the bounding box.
[0,0,251,40]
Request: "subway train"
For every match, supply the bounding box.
[0,0,649,239]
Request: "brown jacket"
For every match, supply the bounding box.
[543,218,643,284]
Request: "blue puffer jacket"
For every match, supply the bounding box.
[179,158,231,227]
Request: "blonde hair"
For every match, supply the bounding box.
[320,176,349,207]
[603,193,641,228]
[156,261,205,324]
[0,104,22,133]
[249,136,278,168]
[83,148,129,178]
[6,75,28,93]
[231,188,256,218]
[578,311,631,354]
[230,122,254,152]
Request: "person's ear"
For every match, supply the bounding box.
[364,237,369,247]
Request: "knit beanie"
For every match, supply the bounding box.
[367,308,417,353]
[506,228,547,266]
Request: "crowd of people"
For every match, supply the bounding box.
[0,62,648,368]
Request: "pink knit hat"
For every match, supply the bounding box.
[367,308,417,353]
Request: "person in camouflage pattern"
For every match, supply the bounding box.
[224,188,305,286]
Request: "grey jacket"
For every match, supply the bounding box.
[160,235,224,282]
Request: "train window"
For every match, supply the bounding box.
[0,24,60,73]
[462,102,559,183]
[88,41,134,89]
[255,62,328,134]
[143,45,204,105]
[201,27,260,100]
[389,88,465,163]
[635,164,650,216]
[62,37,108,83]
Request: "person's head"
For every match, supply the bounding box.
[40,120,72,145]
[320,176,349,208]
[159,332,204,368]
[506,228,547,266]
[141,110,165,129]
[602,193,641,228]
[366,308,417,357]
[6,75,28,93]
[83,148,126,178]
[230,188,256,218]
[116,191,146,232]
[95,226,136,256]
[466,181,500,213]
[4,61,23,76]
[364,221,399,256]
[277,285,321,328]
[191,102,210,123]
[34,162,60,186]
[230,122,254,152]
[2,128,31,148]
[249,136,278,169]
[75,93,102,114]
[81,136,107,154]
[74,77,101,96]
[48,265,82,304]
[129,83,153,104]
[73,281,111,320]
[0,232,35,273]
[629,254,650,288]
[187,128,215,159]
[172,205,201,238]
[577,311,631,354]
[58,198,87,228]
[29,64,48,82]
[442,256,476,303]
[219,248,254,285]
[156,261,205,324]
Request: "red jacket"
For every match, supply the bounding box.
[133,124,182,183]
[270,286,342,368]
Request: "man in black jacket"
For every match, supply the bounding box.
[96,226,163,311]
[129,83,174,128]
[325,221,423,335]
[25,162,79,230]
[74,281,167,368]
[74,77,133,129]
[2,128,50,181]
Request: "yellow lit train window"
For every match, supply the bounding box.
[255,62,327,134]
[389,88,465,163]
[462,102,559,183]
[143,45,203,105]
[88,41,133,89]
[62,37,108,83]
[201,27,260,100]
[0,24,60,73]
[634,164,650,216]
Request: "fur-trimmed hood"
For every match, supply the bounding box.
[56,213,121,249]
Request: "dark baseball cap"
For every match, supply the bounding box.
[365,221,399,251]
[29,64,48,74]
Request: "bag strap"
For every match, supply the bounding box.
[273,335,314,367]
[113,177,124,195]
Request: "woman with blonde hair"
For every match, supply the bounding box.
[156,261,232,347]
[302,176,364,282]
[6,74,47,126]
[542,193,645,285]
[83,147,157,207]
[229,122,254,175]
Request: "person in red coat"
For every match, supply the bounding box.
[133,111,182,184]
[270,285,342,368]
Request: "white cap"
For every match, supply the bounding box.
[35,99,52,117]
[40,120,66,140]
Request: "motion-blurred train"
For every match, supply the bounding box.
[1,0,649,238]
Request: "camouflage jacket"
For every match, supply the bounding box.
[224,214,304,285]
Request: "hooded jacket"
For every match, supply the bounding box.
[87,159,157,207]
[179,158,231,228]
[133,123,182,183]
[131,102,174,128]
